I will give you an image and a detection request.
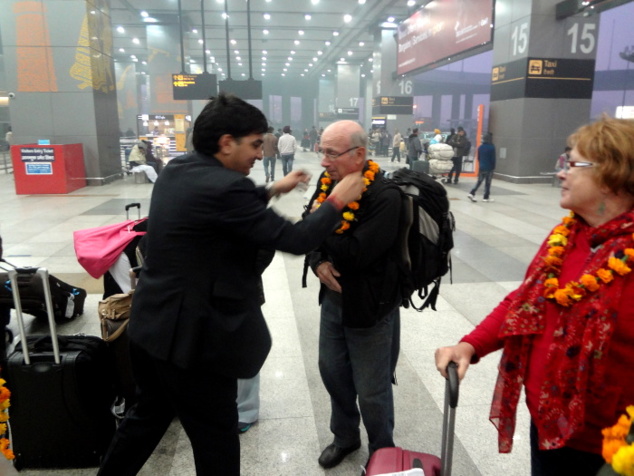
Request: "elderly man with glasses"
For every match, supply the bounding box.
[303,120,403,470]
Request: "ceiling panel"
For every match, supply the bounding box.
[110,0,417,80]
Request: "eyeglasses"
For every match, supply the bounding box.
[317,146,359,160]
[563,159,595,172]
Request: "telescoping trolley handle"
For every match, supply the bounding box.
[0,261,61,365]
[440,361,459,476]
[125,202,141,220]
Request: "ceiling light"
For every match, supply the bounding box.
[140,11,149,17]
[285,63,290,66]
[301,73,305,77]
[263,13,271,20]
[222,12,228,19]
[321,73,325,77]
[313,57,318,62]
[311,0,319,4]
[327,69,331,72]
[283,68,287,72]
[206,49,211,54]
[305,14,312,20]
[407,0,415,5]
[291,50,296,54]
[234,50,240,54]
[387,16,395,23]
[369,58,373,62]
[119,48,125,53]
[262,56,267,60]
[361,73,366,77]
[317,50,323,55]
[288,57,293,61]
[216,0,223,3]
[333,31,339,36]
[230,39,237,45]
[282,73,286,76]
[192,29,198,34]
[344,14,352,23]
[348,51,353,56]
[298,30,305,35]
[359,0,366,4]
[241,73,246,77]
[340,57,345,62]
[262,68,266,72]
[116,26,125,33]
[325,41,331,46]
[294,40,300,45]
[359,41,365,46]
[309,63,313,67]
[238,63,243,66]
[236,56,241,61]
[132,38,140,44]
[263,29,270,35]
[198,39,203,44]
[263,50,268,54]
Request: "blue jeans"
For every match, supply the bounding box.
[470,170,494,199]
[318,293,400,453]
[280,154,294,176]
[262,156,276,180]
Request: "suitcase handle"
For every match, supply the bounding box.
[125,202,141,220]
[441,362,459,476]
[0,261,61,365]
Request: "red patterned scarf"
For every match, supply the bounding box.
[490,210,634,453]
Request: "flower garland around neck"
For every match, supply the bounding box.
[542,212,634,307]
[0,378,14,460]
[314,159,380,234]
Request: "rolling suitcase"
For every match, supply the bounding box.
[1,261,116,470]
[365,362,459,476]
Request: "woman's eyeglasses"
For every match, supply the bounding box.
[564,159,595,172]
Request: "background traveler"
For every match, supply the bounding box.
[446,126,470,184]
[468,133,496,202]
[278,125,297,176]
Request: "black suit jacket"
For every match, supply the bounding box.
[128,152,340,376]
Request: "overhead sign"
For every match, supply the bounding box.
[336,107,359,119]
[491,58,595,101]
[172,73,217,100]
[372,96,414,115]
[397,0,494,75]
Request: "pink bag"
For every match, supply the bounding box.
[73,220,147,278]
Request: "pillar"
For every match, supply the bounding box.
[489,0,599,181]
[1,0,121,185]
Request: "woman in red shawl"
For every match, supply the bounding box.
[435,116,634,476]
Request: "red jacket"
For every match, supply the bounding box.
[462,223,634,454]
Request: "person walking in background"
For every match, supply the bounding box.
[309,125,319,151]
[4,127,13,148]
[407,128,423,168]
[305,120,402,470]
[391,130,402,163]
[445,126,470,184]
[436,116,634,476]
[278,126,297,176]
[97,93,364,476]
[262,126,278,183]
[468,133,496,202]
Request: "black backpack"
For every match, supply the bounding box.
[386,168,455,311]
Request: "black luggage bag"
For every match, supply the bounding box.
[0,265,87,322]
[1,261,116,470]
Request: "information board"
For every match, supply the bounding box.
[172,73,217,100]
[372,97,414,115]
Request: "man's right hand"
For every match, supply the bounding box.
[329,172,364,207]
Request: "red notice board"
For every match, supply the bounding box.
[11,144,86,194]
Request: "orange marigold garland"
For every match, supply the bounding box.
[543,213,634,307]
[601,406,634,475]
[314,160,380,234]
[0,379,14,460]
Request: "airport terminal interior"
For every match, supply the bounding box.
[1,0,634,475]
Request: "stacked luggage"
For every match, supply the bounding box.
[1,261,116,470]
[427,143,455,177]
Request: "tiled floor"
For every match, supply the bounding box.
[0,149,566,475]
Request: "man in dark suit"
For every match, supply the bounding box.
[98,93,364,476]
